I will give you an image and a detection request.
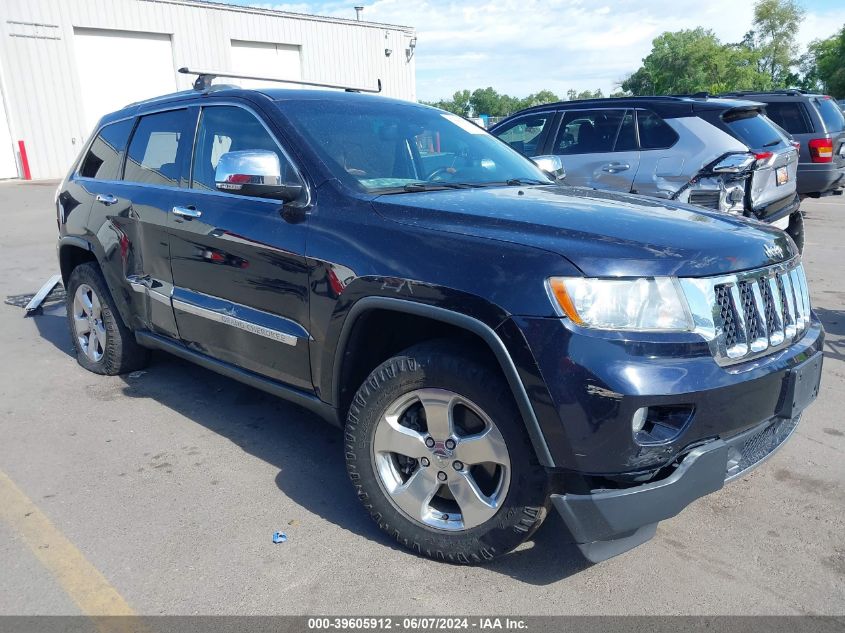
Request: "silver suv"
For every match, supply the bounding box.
[490,96,803,249]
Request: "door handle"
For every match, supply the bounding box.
[172,206,202,219]
[601,163,630,173]
[95,194,119,206]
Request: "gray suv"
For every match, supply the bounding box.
[721,90,845,200]
[490,96,803,248]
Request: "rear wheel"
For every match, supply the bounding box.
[65,263,150,375]
[345,341,549,563]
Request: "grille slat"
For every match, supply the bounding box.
[687,261,809,366]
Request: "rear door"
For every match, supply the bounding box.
[167,101,313,390]
[84,109,195,338]
[630,109,681,197]
[550,108,640,191]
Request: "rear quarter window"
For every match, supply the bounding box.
[78,119,134,180]
[812,97,845,133]
[723,111,784,150]
[763,101,813,135]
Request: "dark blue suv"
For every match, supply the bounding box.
[55,75,824,564]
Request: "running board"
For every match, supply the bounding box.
[134,330,340,426]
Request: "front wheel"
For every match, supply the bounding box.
[345,341,549,564]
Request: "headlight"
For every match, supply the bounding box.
[546,277,693,331]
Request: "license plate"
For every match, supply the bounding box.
[776,166,789,186]
[776,352,823,419]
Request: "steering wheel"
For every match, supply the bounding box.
[426,166,457,181]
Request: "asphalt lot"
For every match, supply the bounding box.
[0,179,843,616]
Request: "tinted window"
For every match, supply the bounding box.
[494,114,550,156]
[191,106,295,192]
[281,102,551,192]
[812,97,845,133]
[637,110,679,150]
[79,119,133,180]
[763,102,813,134]
[124,109,189,186]
[554,110,625,154]
[724,111,784,150]
[615,111,637,151]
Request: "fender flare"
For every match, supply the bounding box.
[57,235,95,283]
[331,296,555,467]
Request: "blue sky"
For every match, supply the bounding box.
[217,0,845,101]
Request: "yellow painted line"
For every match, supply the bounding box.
[0,469,135,617]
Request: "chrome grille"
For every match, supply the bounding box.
[680,260,811,366]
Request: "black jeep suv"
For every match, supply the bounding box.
[56,79,824,564]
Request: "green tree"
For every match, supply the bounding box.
[801,26,845,97]
[622,28,771,95]
[469,87,506,116]
[749,0,805,85]
[516,90,560,109]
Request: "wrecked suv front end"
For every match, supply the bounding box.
[674,105,800,232]
[513,247,823,562]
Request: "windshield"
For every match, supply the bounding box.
[278,99,553,192]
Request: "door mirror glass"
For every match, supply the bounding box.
[215,150,303,201]
[532,155,566,180]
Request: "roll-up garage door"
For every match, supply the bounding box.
[73,28,177,136]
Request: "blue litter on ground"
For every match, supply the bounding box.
[273,531,287,543]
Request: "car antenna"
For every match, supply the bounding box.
[177,67,382,94]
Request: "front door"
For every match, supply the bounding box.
[167,103,313,391]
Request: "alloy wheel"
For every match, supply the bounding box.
[371,388,511,531]
[72,283,107,363]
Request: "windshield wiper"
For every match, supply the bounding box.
[761,139,782,148]
[401,182,478,192]
[504,178,551,186]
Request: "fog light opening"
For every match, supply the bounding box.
[632,407,648,433]
[632,405,695,445]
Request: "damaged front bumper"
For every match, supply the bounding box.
[550,352,822,563]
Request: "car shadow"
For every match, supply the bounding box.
[98,345,590,585]
[29,303,76,358]
[814,307,845,363]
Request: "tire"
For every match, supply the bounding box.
[345,340,550,564]
[786,210,805,253]
[65,262,150,375]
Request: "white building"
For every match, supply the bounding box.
[0,0,417,179]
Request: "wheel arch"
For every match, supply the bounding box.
[331,296,555,467]
[58,236,134,330]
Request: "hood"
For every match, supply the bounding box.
[371,185,797,277]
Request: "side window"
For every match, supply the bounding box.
[191,106,295,192]
[637,111,678,150]
[764,102,813,134]
[614,111,637,151]
[554,110,624,154]
[79,119,134,180]
[494,114,551,157]
[124,109,190,187]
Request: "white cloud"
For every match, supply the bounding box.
[248,0,845,100]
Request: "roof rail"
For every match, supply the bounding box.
[177,67,382,93]
[721,89,806,97]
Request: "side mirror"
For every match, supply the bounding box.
[532,155,566,181]
[215,150,303,202]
